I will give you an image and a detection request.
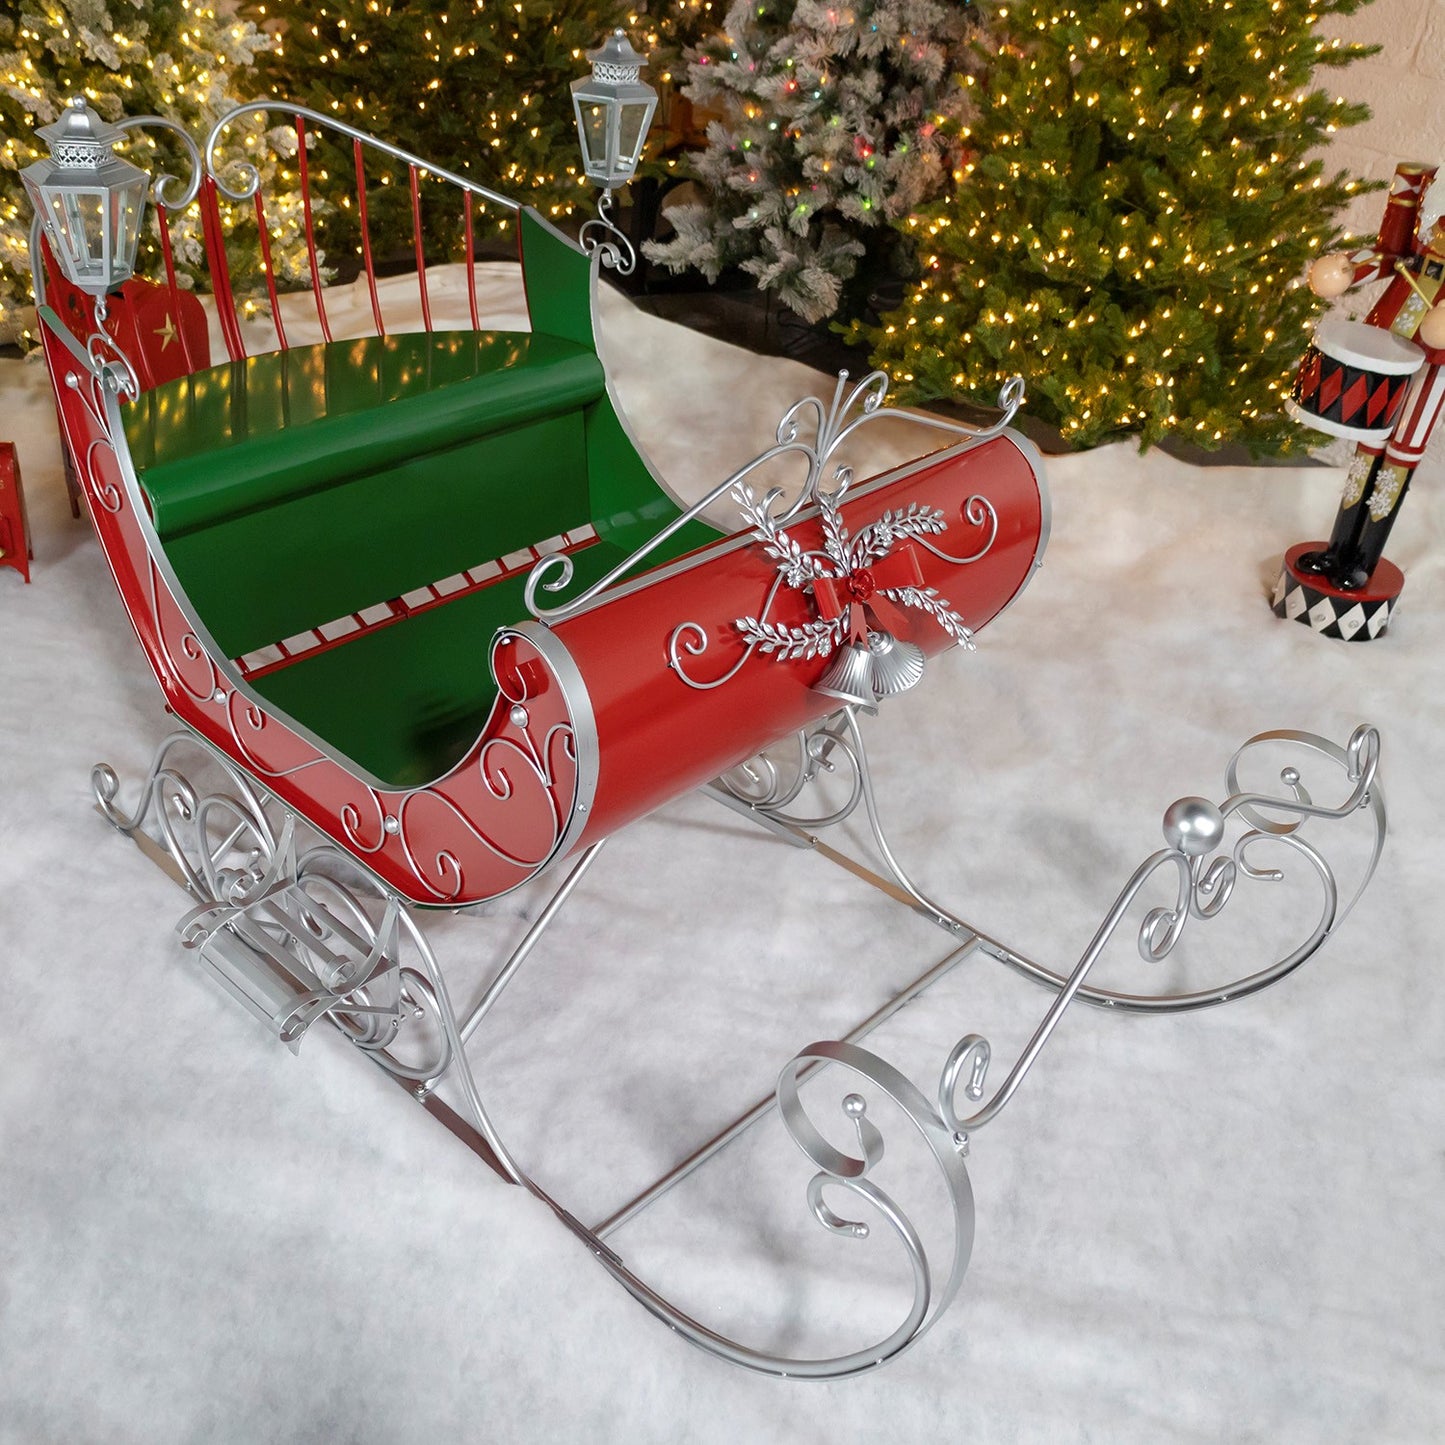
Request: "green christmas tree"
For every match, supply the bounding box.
[631,0,729,173]
[0,0,280,346]
[857,0,1379,453]
[644,0,979,323]
[635,0,727,85]
[241,0,632,269]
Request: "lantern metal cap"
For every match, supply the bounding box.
[587,29,648,81]
[35,97,126,166]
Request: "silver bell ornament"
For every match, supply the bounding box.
[813,639,878,709]
[866,630,926,699]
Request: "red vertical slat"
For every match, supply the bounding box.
[354,138,385,336]
[464,193,480,332]
[410,163,432,333]
[514,214,533,332]
[294,114,333,342]
[252,191,290,352]
[200,175,246,362]
[155,207,198,374]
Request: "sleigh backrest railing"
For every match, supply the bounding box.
[196,101,526,360]
[32,99,553,381]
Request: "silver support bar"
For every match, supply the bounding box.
[459,841,608,1046]
[591,934,982,1239]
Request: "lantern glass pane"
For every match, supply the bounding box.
[49,188,106,281]
[113,174,147,272]
[617,101,650,169]
[579,101,610,170]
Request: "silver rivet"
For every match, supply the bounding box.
[510,704,529,728]
[383,815,400,835]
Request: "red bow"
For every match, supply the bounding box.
[810,542,925,643]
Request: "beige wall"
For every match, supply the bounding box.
[1322,0,1445,237]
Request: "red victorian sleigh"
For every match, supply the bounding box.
[23,81,1385,1377]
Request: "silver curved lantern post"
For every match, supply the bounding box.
[572,29,658,275]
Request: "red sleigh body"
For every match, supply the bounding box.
[36,108,1046,910]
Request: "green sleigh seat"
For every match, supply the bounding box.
[109,213,719,788]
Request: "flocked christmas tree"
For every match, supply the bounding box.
[0,0,281,346]
[242,0,633,268]
[644,0,978,323]
[857,0,1379,453]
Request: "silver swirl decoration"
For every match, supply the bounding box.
[666,574,787,691]
[202,110,265,203]
[99,731,464,1092]
[924,724,1385,1153]
[964,725,1386,1015]
[713,716,865,832]
[560,1039,974,1380]
[914,494,999,566]
[60,320,137,511]
[525,364,1025,626]
[97,733,280,907]
[116,114,204,210]
[578,190,638,275]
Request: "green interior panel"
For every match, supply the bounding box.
[164,411,592,660]
[120,206,724,789]
[247,540,633,788]
[518,210,718,560]
[125,330,605,536]
[518,211,597,350]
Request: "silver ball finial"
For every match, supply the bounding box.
[1162,796,1225,856]
[842,1093,867,1119]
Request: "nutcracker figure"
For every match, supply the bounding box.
[1273,163,1445,640]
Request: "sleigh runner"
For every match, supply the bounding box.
[22,65,1385,1378]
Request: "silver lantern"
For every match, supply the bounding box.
[571,30,658,191]
[21,98,149,296]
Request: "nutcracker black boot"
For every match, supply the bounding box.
[1334,463,1413,590]
[1296,448,1381,584]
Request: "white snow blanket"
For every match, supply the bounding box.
[0,266,1440,1442]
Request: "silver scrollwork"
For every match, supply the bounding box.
[875,724,1384,1158]
[981,724,1387,1014]
[96,733,472,1099]
[578,189,638,275]
[116,114,204,210]
[546,1039,974,1379]
[525,371,1027,625]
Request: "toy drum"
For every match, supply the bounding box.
[1287,316,1425,443]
